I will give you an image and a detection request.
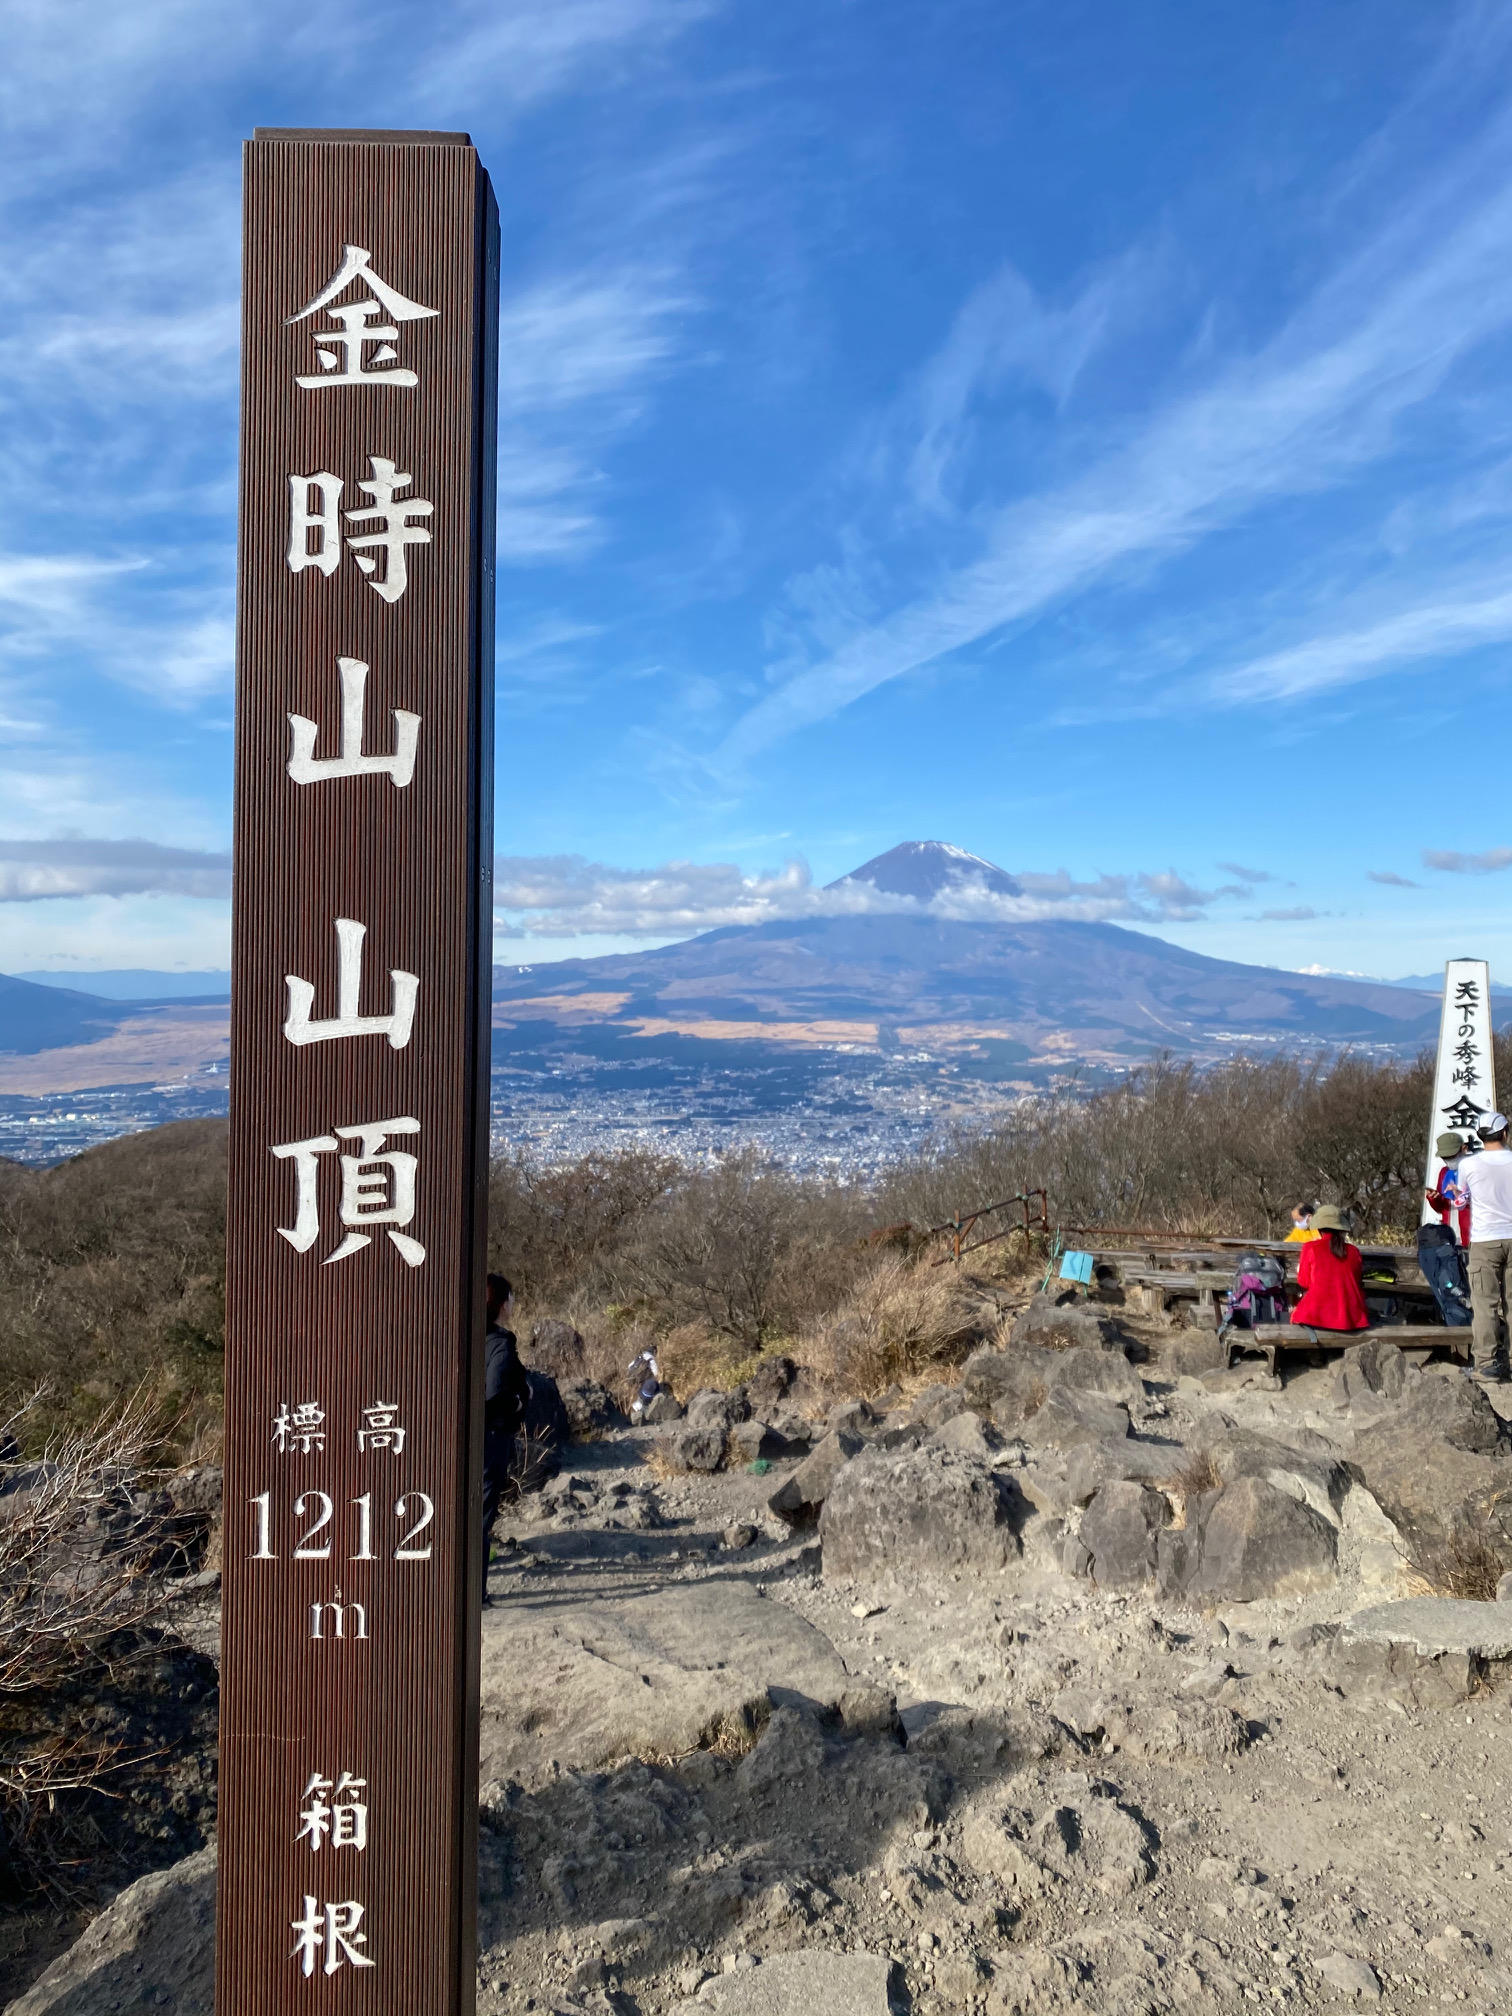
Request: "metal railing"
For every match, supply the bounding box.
[924,1189,1050,1266]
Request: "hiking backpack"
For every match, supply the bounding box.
[1221,1252,1289,1331]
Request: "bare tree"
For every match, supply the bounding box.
[0,1391,175,1894]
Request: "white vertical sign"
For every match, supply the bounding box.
[1423,958,1497,1223]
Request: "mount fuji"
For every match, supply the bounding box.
[490,840,1444,1080]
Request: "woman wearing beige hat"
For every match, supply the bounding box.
[1290,1206,1369,1332]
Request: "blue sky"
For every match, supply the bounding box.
[3,0,1512,981]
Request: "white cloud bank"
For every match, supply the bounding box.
[490,854,1256,938]
[0,837,230,902]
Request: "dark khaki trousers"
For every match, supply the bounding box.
[1468,1239,1512,1371]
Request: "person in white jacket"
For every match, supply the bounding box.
[1458,1115,1512,1383]
[628,1347,663,1420]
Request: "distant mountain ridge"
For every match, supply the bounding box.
[493,839,1447,1074]
[0,841,1462,1098]
[19,970,231,1001]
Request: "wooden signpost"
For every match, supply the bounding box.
[218,130,497,2016]
[1422,957,1497,1222]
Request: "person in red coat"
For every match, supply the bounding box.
[1290,1205,1370,1331]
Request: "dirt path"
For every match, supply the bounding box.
[473,1396,1512,2016]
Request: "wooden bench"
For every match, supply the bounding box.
[1230,1323,1468,1375]
[1115,1268,1434,1326]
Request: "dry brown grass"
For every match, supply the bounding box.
[799,1256,980,1397]
[639,1441,686,1482]
[1414,1524,1506,1603]
[655,1322,760,1399]
[1163,1449,1222,1499]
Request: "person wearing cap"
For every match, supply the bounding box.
[1457,1115,1512,1382]
[1426,1132,1471,1246]
[1289,1206,1370,1332]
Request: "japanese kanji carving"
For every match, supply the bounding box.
[271,1401,326,1455]
[284,918,418,1051]
[271,1117,426,1267]
[291,1896,375,1975]
[287,242,438,389]
[286,457,433,602]
[297,1771,369,1852]
[288,657,419,787]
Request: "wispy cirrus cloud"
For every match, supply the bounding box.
[720,88,1512,763]
[0,553,232,700]
[495,269,697,561]
[1205,579,1512,703]
[1217,862,1273,884]
[409,0,719,114]
[899,249,1161,516]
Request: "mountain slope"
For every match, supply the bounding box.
[494,913,1442,1069]
[0,974,138,1056]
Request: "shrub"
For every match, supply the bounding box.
[0,1122,226,1454]
[613,1149,866,1351]
[802,1256,981,1395]
[0,1392,180,1896]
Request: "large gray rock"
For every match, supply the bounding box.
[819,1445,1022,1582]
[164,1464,222,1518]
[1182,1475,1338,1601]
[1062,1437,1189,1506]
[1022,1385,1131,1449]
[686,1386,751,1430]
[1079,1481,1170,1588]
[827,1398,884,1437]
[1044,1346,1143,1406]
[960,1346,1049,1423]
[1010,1296,1130,1354]
[526,1317,587,1381]
[1344,1596,1512,1659]
[728,1419,785,1464]
[1199,1424,1349,1527]
[557,1377,627,1439]
[959,1779,1157,1897]
[904,1380,965,1425]
[662,1423,728,1473]
[962,1341,1140,1431]
[1393,1368,1506,1453]
[745,1354,796,1413]
[1350,1373,1512,1557]
[8,1846,216,2016]
[643,1390,684,1424]
[669,1951,895,2016]
[768,1429,863,1525]
[927,1409,1002,1461]
[478,1582,851,1788]
[1332,1335,1408,1410]
[1329,1600,1512,1706]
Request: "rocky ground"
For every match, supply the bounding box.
[11,1295,1512,2015]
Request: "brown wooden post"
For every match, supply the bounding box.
[217,129,497,2016]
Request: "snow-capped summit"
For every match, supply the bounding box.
[827,839,1021,903]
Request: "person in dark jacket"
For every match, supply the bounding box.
[481,1273,529,1602]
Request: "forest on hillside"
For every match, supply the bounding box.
[0,1041,1472,1454]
